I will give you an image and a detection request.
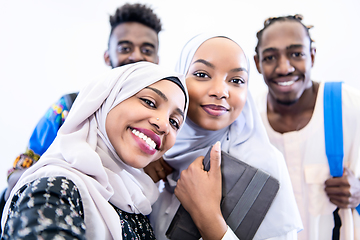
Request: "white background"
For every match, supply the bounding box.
[0,0,359,191]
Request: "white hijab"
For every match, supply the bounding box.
[163,33,303,239]
[2,62,188,240]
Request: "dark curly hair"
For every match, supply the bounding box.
[109,3,162,37]
[255,14,314,55]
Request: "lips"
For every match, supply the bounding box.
[130,127,161,154]
[201,104,229,116]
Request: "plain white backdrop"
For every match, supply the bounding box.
[0,0,359,191]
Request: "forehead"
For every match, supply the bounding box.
[194,37,248,69]
[259,21,310,51]
[110,22,158,48]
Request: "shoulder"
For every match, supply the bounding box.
[342,83,360,104]
[15,176,82,205]
[340,83,360,119]
[44,92,79,120]
[3,176,86,239]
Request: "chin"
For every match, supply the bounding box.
[123,157,151,169]
[200,121,227,131]
[131,162,149,169]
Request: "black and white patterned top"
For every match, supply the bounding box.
[1,177,156,240]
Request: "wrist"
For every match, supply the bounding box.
[192,209,227,240]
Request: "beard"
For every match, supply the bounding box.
[275,98,299,106]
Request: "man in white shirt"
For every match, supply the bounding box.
[253,14,360,240]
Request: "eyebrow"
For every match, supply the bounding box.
[262,44,306,54]
[193,59,215,68]
[193,59,248,73]
[145,86,184,119]
[118,40,156,49]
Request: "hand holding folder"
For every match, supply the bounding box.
[167,144,280,240]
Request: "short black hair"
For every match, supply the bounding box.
[109,3,162,37]
[255,14,314,55]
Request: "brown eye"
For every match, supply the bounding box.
[169,118,180,130]
[117,45,132,53]
[141,47,154,56]
[230,78,245,84]
[193,72,209,78]
[140,98,156,108]
[263,55,275,62]
[291,52,304,58]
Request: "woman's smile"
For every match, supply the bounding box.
[130,127,161,155]
[201,104,228,116]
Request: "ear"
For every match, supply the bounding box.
[104,50,111,67]
[310,47,316,67]
[253,55,262,74]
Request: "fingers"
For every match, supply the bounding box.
[325,175,349,187]
[159,157,174,175]
[209,141,221,176]
[155,167,167,180]
[144,167,161,183]
[143,158,171,183]
[328,198,349,209]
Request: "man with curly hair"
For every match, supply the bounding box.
[0,4,163,231]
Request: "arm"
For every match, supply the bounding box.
[325,167,360,208]
[174,142,228,240]
[2,177,86,240]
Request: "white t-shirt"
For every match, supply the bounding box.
[255,81,360,240]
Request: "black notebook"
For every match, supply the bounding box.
[166,148,280,240]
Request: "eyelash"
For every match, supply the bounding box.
[140,98,156,108]
[230,78,245,84]
[140,98,180,130]
[170,119,180,130]
[193,71,244,85]
[193,71,209,79]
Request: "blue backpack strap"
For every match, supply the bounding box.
[324,82,344,177]
[324,82,360,215]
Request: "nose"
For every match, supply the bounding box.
[209,77,229,99]
[150,115,170,135]
[128,47,145,62]
[275,55,295,75]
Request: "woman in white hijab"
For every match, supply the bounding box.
[1,62,188,240]
[149,33,303,239]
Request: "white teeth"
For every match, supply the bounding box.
[132,129,157,149]
[278,80,295,86]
